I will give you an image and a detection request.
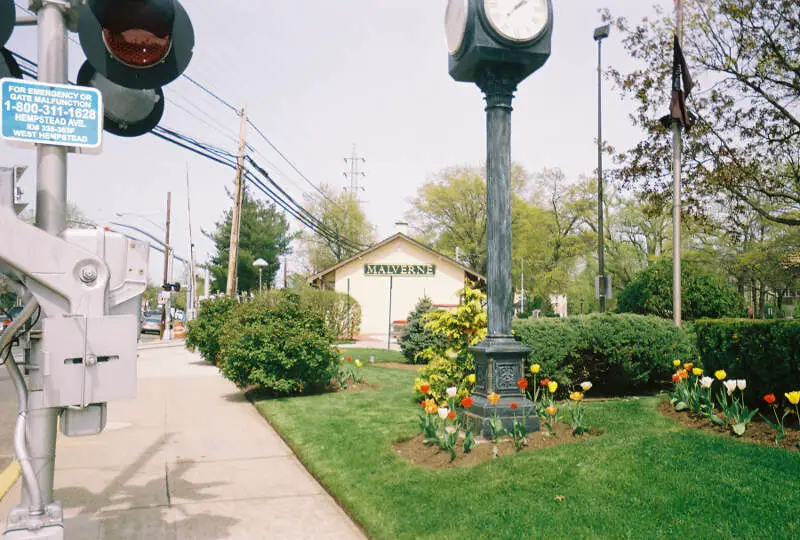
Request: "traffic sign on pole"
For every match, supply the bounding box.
[0,78,103,148]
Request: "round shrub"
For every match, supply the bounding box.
[185,296,236,365]
[512,313,697,395]
[398,296,449,364]
[218,291,339,394]
[617,257,744,320]
[293,285,361,340]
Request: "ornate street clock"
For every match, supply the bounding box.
[445,0,553,438]
[446,0,553,83]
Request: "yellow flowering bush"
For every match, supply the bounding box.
[413,285,485,403]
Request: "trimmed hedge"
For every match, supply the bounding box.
[694,319,800,406]
[512,313,697,395]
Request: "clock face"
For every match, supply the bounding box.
[483,0,549,43]
[445,0,469,54]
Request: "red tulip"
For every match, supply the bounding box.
[510,402,519,410]
[517,378,529,390]
[447,410,456,420]
[420,384,430,394]
[460,396,473,408]
[763,393,776,405]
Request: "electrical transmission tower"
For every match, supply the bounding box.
[343,144,366,202]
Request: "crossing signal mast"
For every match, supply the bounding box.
[0,1,194,538]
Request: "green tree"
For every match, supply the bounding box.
[301,185,375,274]
[407,164,529,274]
[206,190,293,293]
[606,0,800,226]
[617,256,744,320]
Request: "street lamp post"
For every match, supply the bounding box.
[253,258,268,291]
[594,23,610,312]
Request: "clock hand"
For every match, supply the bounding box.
[506,0,528,17]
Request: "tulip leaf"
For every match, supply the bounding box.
[674,401,688,411]
[710,414,724,426]
[733,423,746,436]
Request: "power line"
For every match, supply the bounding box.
[7,48,364,254]
[246,118,343,210]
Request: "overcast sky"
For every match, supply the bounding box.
[3,1,671,283]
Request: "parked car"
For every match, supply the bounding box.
[140,312,163,335]
[2,306,23,328]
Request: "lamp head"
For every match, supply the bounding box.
[593,24,610,41]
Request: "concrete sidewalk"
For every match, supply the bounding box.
[1,347,365,539]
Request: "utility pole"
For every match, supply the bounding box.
[343,144,366,201]
[186,165,197,320]
[161,192,172,341]
[283,256,288,289]
[226,107,247,297]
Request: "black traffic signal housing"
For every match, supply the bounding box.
[76,0,194,137]
[1,0,22,79]
[162,283,181,292]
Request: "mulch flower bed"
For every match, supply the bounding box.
[658,400,800,451]
[394,423,601,469]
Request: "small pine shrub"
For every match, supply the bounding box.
[398,296,449,364]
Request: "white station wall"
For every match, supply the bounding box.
[333,239,468,335]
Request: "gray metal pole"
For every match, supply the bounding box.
[673,2,684,328]
[597,37,606,313]
[672,124,682,327]
[23,0,68,509]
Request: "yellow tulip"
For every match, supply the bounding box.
[530,364,541,374]
[467,374,476,384]
[692,367,703,376]
[548,381,558,393]
[488,392,500,405]
[424,399,438,414]
[786,391,800,405]
[673,359,681,367]
[714,370,727,381]
[569,391,584,401]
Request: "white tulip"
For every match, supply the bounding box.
[736,379,746,391]
[723,380,737,395]
[446,386,458,398]
[699,376,714,389]
[438,407,449,419]
[580,381,593,391]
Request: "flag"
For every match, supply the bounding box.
[669,34,694,130]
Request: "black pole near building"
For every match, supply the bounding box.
[594,23,610,312]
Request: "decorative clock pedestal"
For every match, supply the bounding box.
[445,0,553,437]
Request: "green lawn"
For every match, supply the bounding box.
[254,366,800,539]
[334,346,408,364]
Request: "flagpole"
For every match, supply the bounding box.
[672,0,683,327]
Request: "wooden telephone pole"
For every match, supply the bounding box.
[226,107,247,296]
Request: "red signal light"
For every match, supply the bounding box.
[95,0,174,68]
